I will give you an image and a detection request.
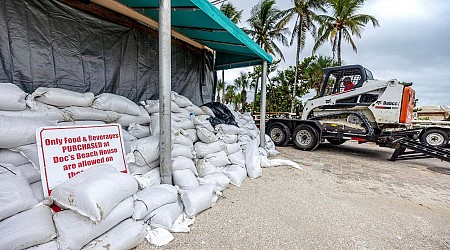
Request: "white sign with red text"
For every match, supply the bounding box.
[36,124,128,197]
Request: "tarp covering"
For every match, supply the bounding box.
[0,0,213,104]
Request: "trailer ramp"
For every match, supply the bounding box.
[389,137,450,163]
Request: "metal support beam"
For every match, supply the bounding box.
[159,0,172,184]
[260,61,268,147]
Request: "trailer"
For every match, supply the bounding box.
[411,120,450,148]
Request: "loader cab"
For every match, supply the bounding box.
[319,65,373,97]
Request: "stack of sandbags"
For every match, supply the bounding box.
[126,135,161,187]
[0,164,57,249]
[51,164,145,249]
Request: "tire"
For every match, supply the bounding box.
[292,125,320,151]
[268,122,291,146]
[327,138,347,145]
[420,129,449,148]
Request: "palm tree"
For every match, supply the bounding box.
[220,3,243,24]
[304,55,339,95]
[245,0,290,61]
[313,0,379,65]
[216,79,225,102]
[280,0,326,112]
[224,85,236,104]
[232,93,242,111]
[234,72,250,112]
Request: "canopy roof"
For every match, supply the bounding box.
[118,0,272,70]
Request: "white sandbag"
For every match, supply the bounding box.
[0,116,56,148]
[128,161,158,176]
[27,240,58,250]
[0,83,27,110]
[215,124,245,135]
[0,103,65,121]
[82,219,145,250]
[0,165,38,221]
[180,184,217,218]
[133,184,178,220]
[172,144,194,159]
[172,169,199,190]
[128,135,160,166]
[194,119,214,132]
[173,134,194,148]
[114,106,150,127]
[195,159,221,178]
[170,213,195,233]
[144,100,160,114]
[196,126,218,143]
[194,115,210,124]
[194,140,225,158]
[16,163,40,183]
[51,165,138,223]
[238,134,253,144]
[0,149,30,166]
[223,165,247,187]
[260,156,303,170]
[58,121,106,126]
[228,151,246,167]
[248,129,259,139]
[128,123,151,138]
[225,143,241,155]
[145,228,174,247]
[133,167,161,189]
[218,132,238,144]
[122,129,137,142]
[172,156,198,176]
[0,205,56,250]
[16,144,40,169]
[30,181,45,202]
[149,114,181,135]
[185,129,199,142]
[245,139,262,179]
[198,173,230,192]
[175,119,195,130]
[62,107,120,122]
[185,105,205,115]
[264,134,279,156]
[204,151,231,168]
[54,197,133,250]
[200,106,215,117]
[124,141,133,155]
[27,87,94,108]
[171,91,193,108]
[92,93,141,116]
[147,198,183,230]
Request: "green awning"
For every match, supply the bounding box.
[118,0,273,70]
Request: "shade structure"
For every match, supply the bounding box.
[118,0,273,69]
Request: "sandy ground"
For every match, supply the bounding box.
[138,141,450,250]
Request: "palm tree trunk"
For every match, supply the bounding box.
[337,29,342,65]
[222,70,225,102]
[291,19,302,113]
[252,73,259,114]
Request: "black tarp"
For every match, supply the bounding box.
[0,0,213,105]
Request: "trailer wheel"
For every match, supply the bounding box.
[292,125,319,151]
[327,138,347,145]
[268,122,291,146]
[420,129,449,148]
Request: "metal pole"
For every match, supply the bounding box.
[260,61,267,147]
[159,0,172,184]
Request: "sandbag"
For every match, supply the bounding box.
[223,165,247,187]
[128,161,158,176]
[114,106,150,127]
[175,119,195,130]
[27,240,58,250]
[0,205,56,250]
[133,167,161,189]
[184,105,205,115]
[62,107,120,123]
[225,143,241,155]
[133,184,178,220]
[82,219,145,250]
[172,169,199,190]
[145,228,174,247]
[0,83,27,111]
[128,123,151,138]
[185,129,199,143]
[180,184,217,218]
[245,139,262,179]
[0,165,38,221]
[172,156,198,176]
[16,144,40,169]
[194,141,225,158]
[122,129,137,142]
[173,134,194,149]
[172,144,194,159]
[195,159,222,178]
[194,119,215,132]
[196,126,218,144]
[205,151,231,168]
[228,151,246,167]
[58,121,106,126]
[128,135,160,167]
[54,197,133,250]
[27,87,94,108]
[198,173,230,192]
[147,198,183,230]
[30,181,45,202]
[15,163,40,183]
[0,149,30,166]
[215,124,245,135]
[93,93,141,116]
[171,91,193,108]
[51,165,138,223]
[218,132,238,144]
[149,114,181,135]
[0,103,65,121]
[0,116,56,148]
[200,106,215,117]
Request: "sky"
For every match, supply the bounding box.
[220,0,450,107]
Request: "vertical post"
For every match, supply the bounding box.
[260,61,267,147]
[159,0,172,184]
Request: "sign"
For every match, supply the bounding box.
[36,124,127,196]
